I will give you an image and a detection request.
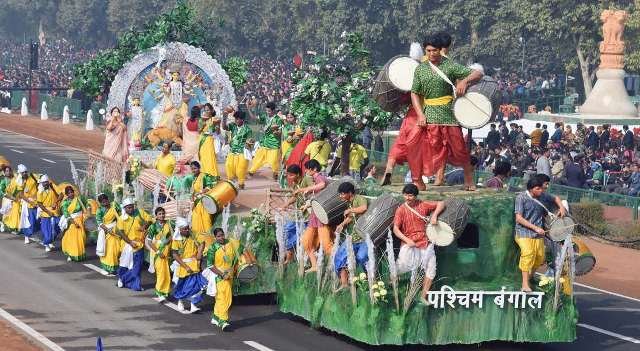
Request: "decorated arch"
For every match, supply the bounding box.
[106,42,237,149]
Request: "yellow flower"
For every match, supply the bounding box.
[380,289,387,296]
[359,272,367,280]
[377,281,385,287]
[351,277,358,283]
[373,291,380,298]
[559,277,566,283]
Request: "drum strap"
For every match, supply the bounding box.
[525,191,553,218]
[428,61,457,98]
[403,202,428,222]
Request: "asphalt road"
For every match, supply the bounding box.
[0,129,639,351]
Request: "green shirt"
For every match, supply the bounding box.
[228,123,253,154]
[411,57,472,125]
[346,194,367,243]
[259,114,283,149]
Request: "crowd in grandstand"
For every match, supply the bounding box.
[0,39,98,90]
[469,122,640,196]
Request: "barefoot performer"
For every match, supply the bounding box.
[407,33,483,190]
[393,184,444,304]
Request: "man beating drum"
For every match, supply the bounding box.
[406,32,483,190]
[393,184,445,305]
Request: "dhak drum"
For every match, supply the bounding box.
[426,198,470,246]
[137,169,168,192]
[545,214,575,242]
[310,179,355,226]
[572,237,596,276]
[355,193,400,246]
[162,196,191,219]
[453,76,500,129]
[372,56,419,112]
[236,248,258,283]
[201,180,238,215]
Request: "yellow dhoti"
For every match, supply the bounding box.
[249,147,280,174]
[225,153,249,186]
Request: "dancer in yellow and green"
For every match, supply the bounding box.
[223,110,252,189]
[281,112,302,162]
[189,161,218,249]
[1,165,21,233]
[36,175,61,253]
[60,186,87,262]
[172,218,207,313]
[146,206,173,301]
[116,198,153,291]
[0,165,10,233]
[95,193,121,275]
[248,101,283,180]
[206,227,241,330]
[198,104,220,177]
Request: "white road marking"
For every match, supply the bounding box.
[10,148,24,154]
[574,282,640,304]
[83,263,109,276]
[41,158,56,164]
[0,128,89,153]
[244,341,276,351]
[573,291,601,296]
[590,307,640,312]
[578,323,640,344]
[0,306,66,351]
[534,273,640,303]
[163,301,190,314]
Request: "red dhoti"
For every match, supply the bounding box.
[388,106,419,165]
[406,124,470,181]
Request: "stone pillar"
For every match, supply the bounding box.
[580,10,638,117]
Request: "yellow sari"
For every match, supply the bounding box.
[99,206,121,273]
[148,221,172,297]
[198,120,219,177]
[191,173,214,248]
[2,177,22,231]
[61,197,86,261]
[207,239,240,323]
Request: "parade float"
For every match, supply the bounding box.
[274,186,578,345]
[267,32,579,345]
[70,4,580,344]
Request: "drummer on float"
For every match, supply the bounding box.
[408,32,483,191]
[393,184,444,305]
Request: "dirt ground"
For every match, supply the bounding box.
[0,320,43,351]
[0,112,104,152]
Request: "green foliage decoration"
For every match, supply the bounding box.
[288,32,394,138]
[72,1,211,97]
[221,57,249,91]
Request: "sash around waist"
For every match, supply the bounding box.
[424,95,453,106]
